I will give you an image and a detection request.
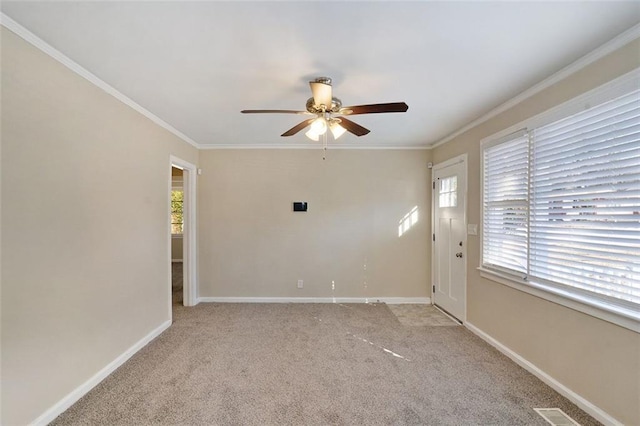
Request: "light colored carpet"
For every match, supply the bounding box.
[51,303,598,425]
[388,304,460,327]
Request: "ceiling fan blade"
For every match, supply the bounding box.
[281,118,316,137]
[339,102,408,115]
[337,117,370,137]
[309,81,333,109]
[241,109,310,114]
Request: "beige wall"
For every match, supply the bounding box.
[198,149,431,299]
[0,27,198,425]
[432,39,640,425]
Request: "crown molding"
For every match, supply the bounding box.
[6,9,636,153]
[198,144,431,150]
[0,12,430,152]
[1,13,200,149]
[198,297,431,304]
[430,22,640,149]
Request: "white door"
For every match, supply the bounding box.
[432,156,467,322]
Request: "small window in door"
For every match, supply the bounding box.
[439,176,457,208]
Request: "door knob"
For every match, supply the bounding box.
[456,252,463,258]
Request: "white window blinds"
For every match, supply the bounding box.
[530,89,640,306]
[482,87,640,313]
[482,131,529,274]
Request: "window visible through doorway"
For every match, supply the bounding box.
[171,167,184,235]
[171,190,184,235]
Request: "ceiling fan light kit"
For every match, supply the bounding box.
[241,76,408,144]
[329,120,347,139]
[305,116,328,141]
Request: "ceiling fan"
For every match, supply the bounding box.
[241,77,408,141]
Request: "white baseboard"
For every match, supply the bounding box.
[30,320,172,426]
[465,322,622,426]
[198,296,430,305]
[375,297,430,304]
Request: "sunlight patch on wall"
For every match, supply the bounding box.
[398,206,419,237]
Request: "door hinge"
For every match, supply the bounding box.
[433,234,435,242]
[433,181,435,190]
[432,285,435,293]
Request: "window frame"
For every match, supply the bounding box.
[479,67,640,333]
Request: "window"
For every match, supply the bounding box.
[439,176,458,208]
[171,189,184,235]
[483,131,529,274]
[481,80,639,325]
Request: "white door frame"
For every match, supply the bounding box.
[431,153,468,322]
[170,155,198,310]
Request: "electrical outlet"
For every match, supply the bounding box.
[297,280,304,289]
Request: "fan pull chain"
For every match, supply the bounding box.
[322,130,328,160]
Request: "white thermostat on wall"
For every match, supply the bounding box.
[467,224,478,235]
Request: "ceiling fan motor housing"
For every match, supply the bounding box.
[306,96,342,114]
[313,76,332,85]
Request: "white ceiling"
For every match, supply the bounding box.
[2,1,639,149]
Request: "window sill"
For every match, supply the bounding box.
[477,267,639,333]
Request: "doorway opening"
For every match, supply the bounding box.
[169,156,197,316]
[171,166,184,305]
